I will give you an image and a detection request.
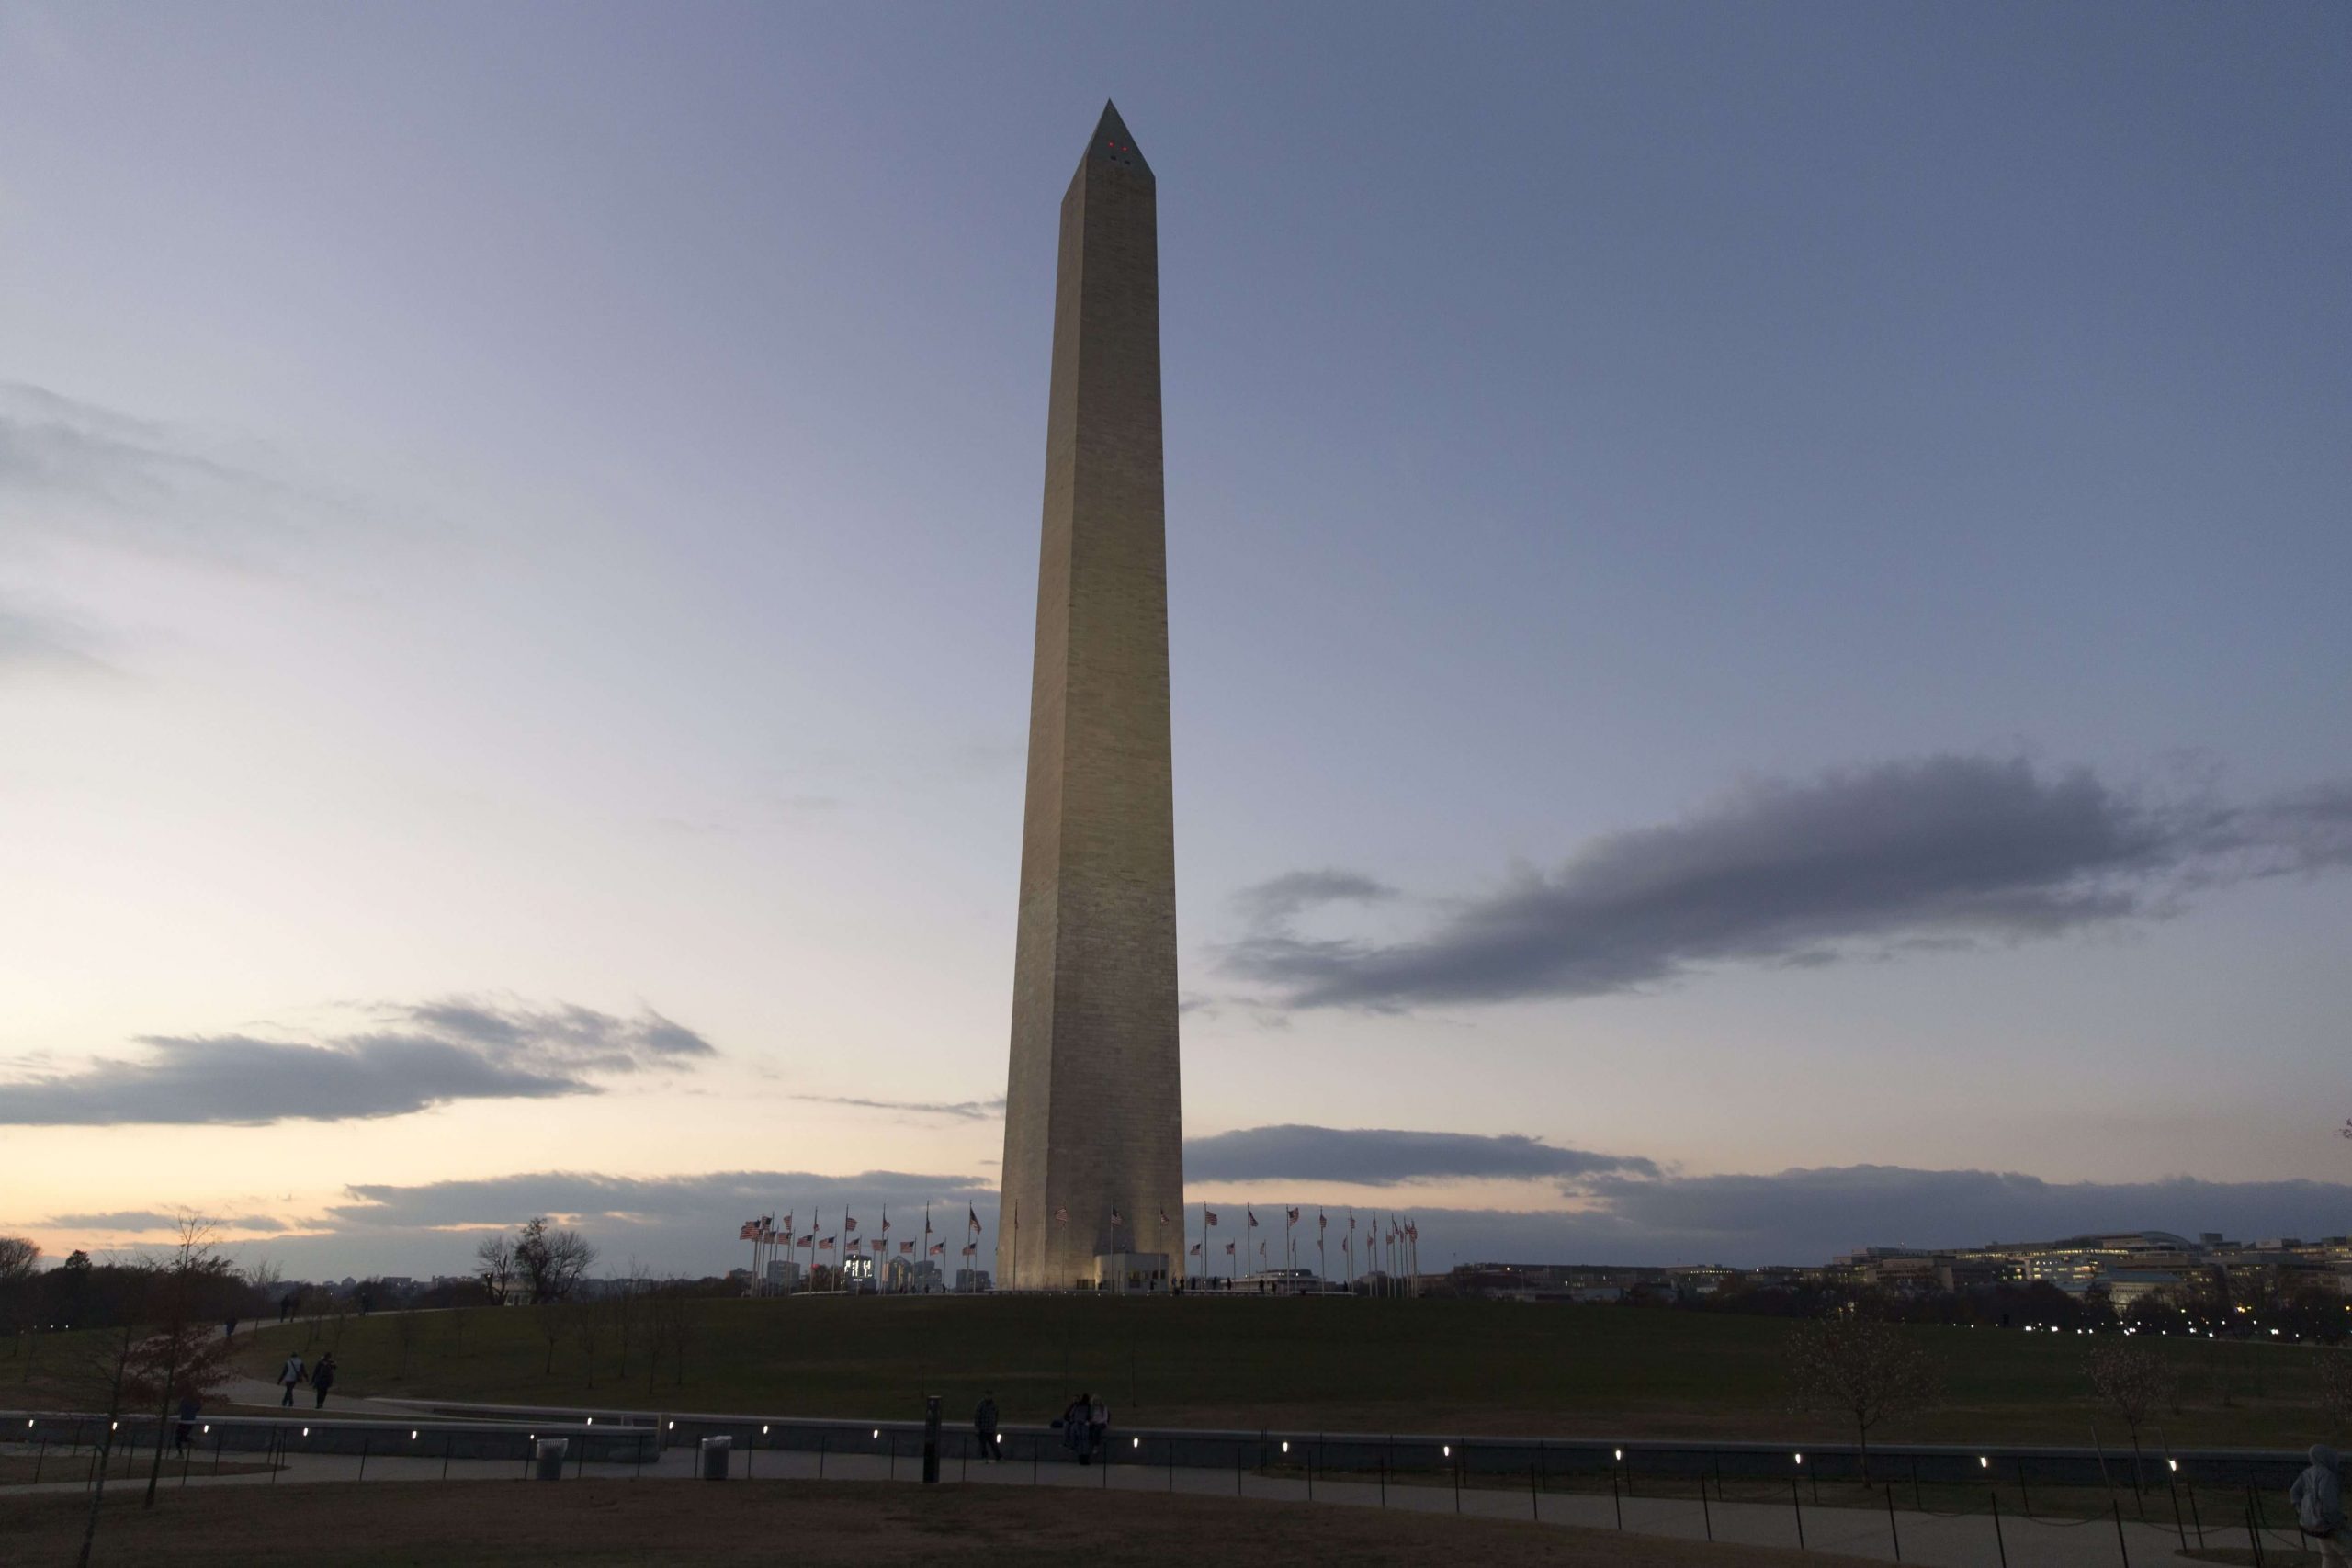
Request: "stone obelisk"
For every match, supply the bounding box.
[999,102,1182,1292]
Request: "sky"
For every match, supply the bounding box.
[4,1,2349,1280]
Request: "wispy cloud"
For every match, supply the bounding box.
[0,598,115,676]
[41,1210,290,1235]
[1187,1124,1656,1185]
[0,997,717,1127]
[0,381,319,564]
[1225,756,2352,1010]
[793,1094,1005,1122]
[326,1168,994,1230]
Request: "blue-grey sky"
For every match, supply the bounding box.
[5,2,2349,1277]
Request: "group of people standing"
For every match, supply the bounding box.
[966,1389,1112,1466]
[276,1349,337,1409]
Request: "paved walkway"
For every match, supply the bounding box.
[7,1435,2288,1566]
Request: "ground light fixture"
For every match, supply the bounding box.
[1282,1442,1289,1453]
[2169,1460,2179,1472]
[1133,1438,1140,1448]
[1794,1453,1804,1466]
[1980,1456,1989,1469]
[411,1430,418,1440]
[301,1428,309,1438]
[762,1426,769,1435]
[1614,1450,1623,1461]
[1442,1446,1451,1458]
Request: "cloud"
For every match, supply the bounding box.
[0,600,115,675]
[1233,870,1397,926]
[43,1155,2351,1280]
[326,1168,995,1231]
[0,381,315,563]
[1561,1165,2352,1267]
[1186,1124,1657,1185]
[1225,756,2352,1010]
[40,1210,290,1235]
[793,1094,1005,1122]
[0,998,716,1126]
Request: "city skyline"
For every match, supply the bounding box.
[5,3,2350,1280]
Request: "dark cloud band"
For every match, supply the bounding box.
[1186,1124,1657,1185]
[1225,755,2352,1010]
[0,998,716,1127]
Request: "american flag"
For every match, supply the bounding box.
[1188,1242,1201,1257]
[1109,1208,1123,1226]
[1052,1206,1069,1224]
[1204,1208,1218,1226]
[1223,1241,1235,1256]
[899,1241,914,1255]
[796,1235,813,1247]
[780,1213,792,1233]
[967,1205,981,1233]
[1318,1210,1327,1231]
[960,1243,977,1258]
[739,1221,757,1241]
[1158,1208,1170,1226]
[819,1235,836,1250]
[844,1215,858,1235]
[870,1238,887,1254]
[929,1243,944,1257]
[1285,1207,1299,1224]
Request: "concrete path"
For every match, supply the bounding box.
[0,1438,2290,1565]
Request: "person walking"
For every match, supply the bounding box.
[974,1392,1001,1462]
[175,1393,200,1455]
[2292,1444,2346,1566]
[311,1351,337,1409]
[278,1350,306,1407]
[1088,1393,1108,1456]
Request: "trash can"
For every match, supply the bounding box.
[534,1438,568,1481]
[699,1435,731,1480]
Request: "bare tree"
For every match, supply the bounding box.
[611,1262,651,1382]
[2087,1338,2177,1492]
[569,1303,602,1388]
[475,1233,516,1306]
[2317,1347,2352,1435]
[513,1217,597,1305]
[646,1288,693,1393]
[536,1297,565,1376]
[130,1216,239,1507]
[64,1215,238,1566]
[0,1236,38,1367]
[391,1305,420,1380]
[1785,1309,1942,1480]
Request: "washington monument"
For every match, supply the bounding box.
[998,103,1183,1291]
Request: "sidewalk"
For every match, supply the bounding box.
[3,1436,2263,1567]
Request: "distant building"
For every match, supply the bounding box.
[955,1269,991,1293]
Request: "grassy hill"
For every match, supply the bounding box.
[226,1294,2346,1449]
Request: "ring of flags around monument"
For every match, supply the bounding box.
[735,1199,1420,1292]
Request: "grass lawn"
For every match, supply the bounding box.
[0,1476,1882,1566]
[218,1295,2348,1450]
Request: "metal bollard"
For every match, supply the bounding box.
[922,1396,941,1485]
[699,1435,731,1481]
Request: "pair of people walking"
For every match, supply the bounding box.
[1058,1391,1108,1465]
[277,1349,337,1409]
